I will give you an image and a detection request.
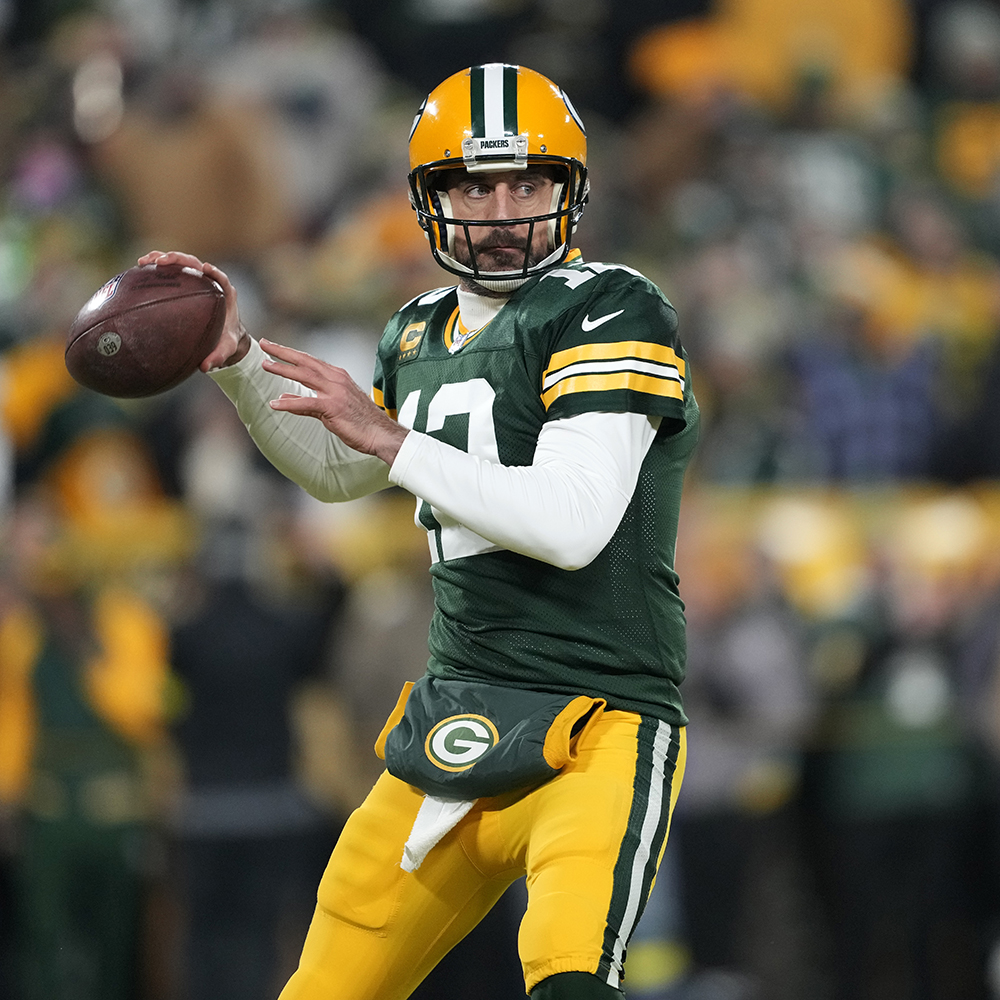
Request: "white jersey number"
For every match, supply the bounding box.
[398,378,501,563]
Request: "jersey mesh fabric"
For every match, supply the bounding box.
[374,258,698,725]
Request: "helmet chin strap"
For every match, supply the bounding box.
[432,186,571,293]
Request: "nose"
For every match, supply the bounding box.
[489,183,518,222]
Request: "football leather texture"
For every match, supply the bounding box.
[65,264,226,398]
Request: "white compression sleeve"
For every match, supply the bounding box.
[208,338,391,502]
[389,410,660,571]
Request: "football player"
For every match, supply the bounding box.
[140,62,699,1000]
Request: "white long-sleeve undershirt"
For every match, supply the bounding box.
[209,337,659,571]
[209,338,393,501]
[389,410,658,570]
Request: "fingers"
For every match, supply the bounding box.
[267,394,336,424]
[268,394,311,412]
[137,251,235,295]
[266,392,308,407]
[259,339,331,387]
[259,339,353,383]
[201,316,251,372]
[138,250,248,373]
[260,338,310,366]
[258,342,352,412]
[199,343,234,373]
[137,249,206,271]
[200,261,236,299]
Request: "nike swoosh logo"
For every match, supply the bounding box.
[581,309,624,332]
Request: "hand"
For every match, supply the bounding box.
[136,250,250,370]
[260,339,409,465]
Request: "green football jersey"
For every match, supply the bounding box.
[373,256,699,725]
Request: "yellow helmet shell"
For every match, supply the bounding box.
[407,64,589,287]
[409,63,587,176]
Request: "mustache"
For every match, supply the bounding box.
[473,228,530,251]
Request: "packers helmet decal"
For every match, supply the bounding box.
[408,64,590,290]
[408,98,427,143]
[560,90,586,136]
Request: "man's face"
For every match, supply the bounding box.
[441,168,557,273]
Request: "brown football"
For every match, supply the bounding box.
[65,264,226,398]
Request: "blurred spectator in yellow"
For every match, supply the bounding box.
[0,489,173,1000]
[831,187,1000,401]
[923,1,1000,256]
[627,0,912,118]
[0,99,193,987]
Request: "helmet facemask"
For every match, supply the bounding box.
[409,160,588,293]
[407,64,590,293]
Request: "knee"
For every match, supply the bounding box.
[530,971,625,1000]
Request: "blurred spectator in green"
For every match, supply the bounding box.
[801,492,990,1000]
[952,486,1000,1000]
[934,331,1000,483]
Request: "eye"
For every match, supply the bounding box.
[516,177,551,199]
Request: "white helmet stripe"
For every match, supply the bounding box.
[484,63,506,136]
[472,62,518,138]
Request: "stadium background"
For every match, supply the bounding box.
[2,1,1000,998]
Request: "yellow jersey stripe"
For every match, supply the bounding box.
[542,358,683,392]
[442,305,461,351]
[545,341,685,380]
[541,370,684,410]
[444,303,493,353]
[371,386,397,419]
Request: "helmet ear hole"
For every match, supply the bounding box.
[429,188,455,255]
[547,181,567,249]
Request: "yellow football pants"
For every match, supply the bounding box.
[279,711,686,999]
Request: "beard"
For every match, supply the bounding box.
[452,226,548,285]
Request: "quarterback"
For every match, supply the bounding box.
[140,63,699,1000]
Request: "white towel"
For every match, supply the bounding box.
[401,795,477,872]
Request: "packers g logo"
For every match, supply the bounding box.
[425,715,499,772]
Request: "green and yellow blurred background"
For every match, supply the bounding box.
[2,1,1000,999]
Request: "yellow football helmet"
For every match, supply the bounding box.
[408,63,589,289]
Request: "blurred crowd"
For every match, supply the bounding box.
[2,0,1000,999]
